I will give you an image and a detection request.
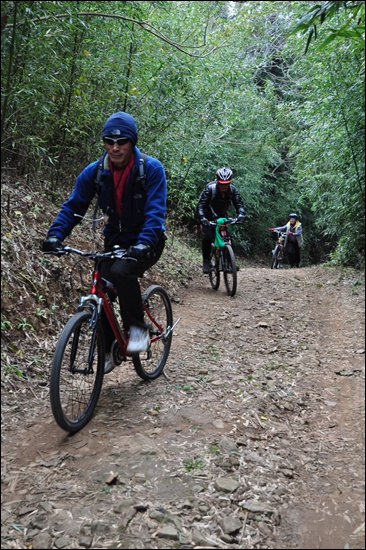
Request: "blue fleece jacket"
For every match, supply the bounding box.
[47,147,167,249]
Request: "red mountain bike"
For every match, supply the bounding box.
[44,246,178,433]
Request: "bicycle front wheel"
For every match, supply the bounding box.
[50,311,105,433]
[222,244,237,297]
[271,246,281,269]
[133,285,173,381]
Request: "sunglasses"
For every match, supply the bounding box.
[103,137,130,146]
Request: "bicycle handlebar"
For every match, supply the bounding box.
[209,218,240,226]
[43,246,133,261]
[269,229,287,236]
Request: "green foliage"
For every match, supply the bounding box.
[288,0,365,53]
[285,36,365,267]
[2,363,25,378]
[35,308,47,320]
[1,0,364,267]
[1,314,12,332]
[183,457,205,472]
[16,318,35,331]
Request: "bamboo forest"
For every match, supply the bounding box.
[1,1,365,266]
[1,5,365,550]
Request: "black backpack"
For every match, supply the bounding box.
[92,153,147,231]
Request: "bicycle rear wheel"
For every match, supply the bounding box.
[222,244,237,297]
[209,247,220,290]
[50,311,105,433]
[133,285,173,381]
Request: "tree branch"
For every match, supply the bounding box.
[5,11,225,58]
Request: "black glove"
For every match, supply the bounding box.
[126,243,151,261]
[237,215,246,223]
[42,236,64,253]
[200,217,210,226]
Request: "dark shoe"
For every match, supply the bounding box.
[104,352,117,374]
[127,326,150,354]
[202,260,211,274]
[104,340,123,373]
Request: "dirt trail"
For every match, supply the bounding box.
[1,263,365,550]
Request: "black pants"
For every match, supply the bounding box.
[201,225,216,260]
[286,241,301,267]
[99,235,166,351]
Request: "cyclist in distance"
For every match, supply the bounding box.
[269,213,303,267]
[197,167,246,273]
[42,111,167,369]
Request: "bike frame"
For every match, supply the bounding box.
[275,232,286,257]
[213,243,230,270]
[218,225,232,246]
[82,268,127,353]
[270,230,287,269]
[79,263,164,358]
[274,241,284,259]
[46,245,176,432]
[208,218,238,296]
[212,219,233,247]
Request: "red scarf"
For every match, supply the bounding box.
[110,154,135,216]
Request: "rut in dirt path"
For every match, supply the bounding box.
[1,264,365,550]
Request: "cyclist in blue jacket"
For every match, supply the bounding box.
[42,112,167,369]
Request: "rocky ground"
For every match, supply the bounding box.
[1,242,365,549]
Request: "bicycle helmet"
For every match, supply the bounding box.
[216,167,233,183]
[288,213,298,219]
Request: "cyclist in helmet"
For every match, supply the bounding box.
[197,167,246,273]
[269,213,303,267]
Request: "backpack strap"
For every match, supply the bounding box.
[94,152,147,191]
[92,154,108,232]
[135,152,147,190]
[208,182,217,218]
[209,182,216,199]
[94,153,109,195]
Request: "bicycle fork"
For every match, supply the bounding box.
[69,323,99,375]
[165,317,181,340]
[69,295,104,375]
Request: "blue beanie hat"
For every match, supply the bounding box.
[102,112,138,145]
